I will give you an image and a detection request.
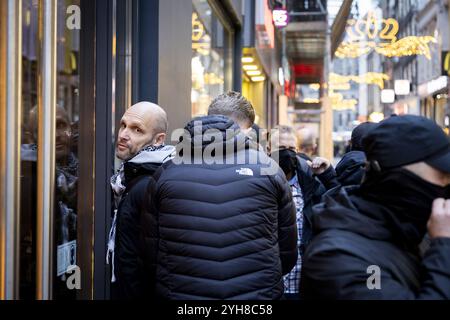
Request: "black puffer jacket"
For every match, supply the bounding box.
[335,151,366,186]
[111,146,175,299]
[301,186,450,299]
[148,115,298,300]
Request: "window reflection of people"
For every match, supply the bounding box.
[20,105,78,299]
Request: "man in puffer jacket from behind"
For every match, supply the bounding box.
[147,92,298,300]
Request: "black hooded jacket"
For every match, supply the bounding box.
[335,151,366,186]
[300,186,450,299]
[111,146,175,299]
[148,115,298,300]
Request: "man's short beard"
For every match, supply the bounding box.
[119,135,156,161]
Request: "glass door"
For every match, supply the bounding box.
[13,0,96,300]
[1,0,129,300]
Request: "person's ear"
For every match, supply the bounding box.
[153,132,166,146]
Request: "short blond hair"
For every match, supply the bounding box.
[208,91,255,128]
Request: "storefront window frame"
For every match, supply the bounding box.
[1,0,104,300]
[191,0,236,117]
[0,0,22,300]
[208,0,236,92]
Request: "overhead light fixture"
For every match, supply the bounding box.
[243,65,258,71]
[246,70,261,76]
[242,56,254,63]
[381,89,395,103]
[309,83,320,91]
[251,76,265,82]
[394,80,410,95]
[303,98,321,104]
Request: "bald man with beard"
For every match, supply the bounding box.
[107,102,175,299]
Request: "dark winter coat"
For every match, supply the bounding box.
[112,146,175,299]
[300,186,450,299]
[148,115,298,300]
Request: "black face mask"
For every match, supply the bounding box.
[272,149,298,178]
[361,168,450,247]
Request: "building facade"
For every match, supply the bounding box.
[0,0,246,300]
[380,0,449,129]
[416,0,449,130]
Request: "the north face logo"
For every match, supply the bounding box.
[236,168,254,176]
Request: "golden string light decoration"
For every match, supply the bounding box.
[336,11,437,59]
[327,71,390,110]
[332,99,358,111]
[374,36,437,60]
[329,91,357,111]
[192,12,211,56]
[335,42,372,59]
[329,72,390,90]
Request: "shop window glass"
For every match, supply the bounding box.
[191,0,233,117]
[53,0,80,299]
[19,0,81,299]
[20,0,39,299]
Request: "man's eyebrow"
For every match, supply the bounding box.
[125,119,146,130]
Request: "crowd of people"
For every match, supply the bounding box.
[107,91,450,300]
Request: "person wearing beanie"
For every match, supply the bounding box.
[335,122,377,186]
[301,115,450,299]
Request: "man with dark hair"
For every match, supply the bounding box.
[301,115,450,299]
[349,121,377,152]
